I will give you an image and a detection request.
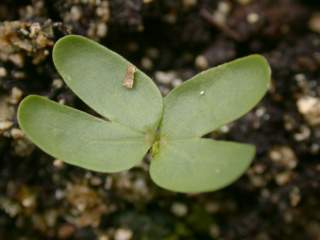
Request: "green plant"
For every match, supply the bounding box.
[18,35,271,193]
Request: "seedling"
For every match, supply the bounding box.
[18,35,271,193]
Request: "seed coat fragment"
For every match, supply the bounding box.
[123,64,136,89]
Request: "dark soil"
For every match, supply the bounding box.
[1,0,320,239]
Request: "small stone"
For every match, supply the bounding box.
[172,78,183,87]
[247,12,259,24]
[52,79,64,89]
[289,187,301,207]
[22,196,35,208]
[53,159,64,169]
[141,57,153,70]
[0,67,7,77]
[297,96,320,126]
[309,13,320,33]
[155,71,176,85]
[195,55,209,69]
[70,6,82,21]
[99,235,110,240]
[0,96,14,121]
[55,189,65,200]
[217,1,231,14]
[9,54,24,67]
[97,23,108,37]
[9,87,23,104]
[275,172,292,186]
[114,228,133,240]
[12,71,26,79]
[171,202,188,217]
[294,125,311,141]
[0,121,13,131]
[269,146,297,169]
[0,197,21,217]
[10,128,24,139]
[90,176,102,186]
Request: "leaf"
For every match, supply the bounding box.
[53,35,163,133]
[150,139,255,193]
[160,55,271,139]
[18,95,151,172]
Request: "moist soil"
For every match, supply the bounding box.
[1,0,320,239]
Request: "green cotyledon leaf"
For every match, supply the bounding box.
[53,35,163,133]
[18,96,151,172]
[160,55,271,139]
[150,138,255,193]
[18,34,271,193]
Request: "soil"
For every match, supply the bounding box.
[1,0,320,239]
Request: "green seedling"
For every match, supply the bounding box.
[18,35,271,193]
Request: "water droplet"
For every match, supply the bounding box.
[200,90,205,95]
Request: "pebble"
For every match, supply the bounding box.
[289,187,301,207]
[9,54,24,67]
[294,125,311,141]
[0,120,13,131]
[0,96,14,121]
[217,1,231,14]
[141,57,153,70]
[53,159,64,169]
[172,78,183,87]
[269,146,297,169]
[10,128,24,139]
[0,67,7,77]
[247,12,260,24]
[0,197,21,217]
[114,228,133,240]
[70,6,82,21]
[195,55,209,70]
[22,195,35,208]
[309,13,320,33]
[52,79,64,89]
[275,172,292,186]
[171,202,188,217]
[155,71,176,85]
[99,235,110,240]
[297,96,320,126]
[9,87,23,104]
[97,22,108,37]
[90,176,102,186]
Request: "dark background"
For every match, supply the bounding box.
[0,0,320,239]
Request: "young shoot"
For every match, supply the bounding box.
[18,35,271,193]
